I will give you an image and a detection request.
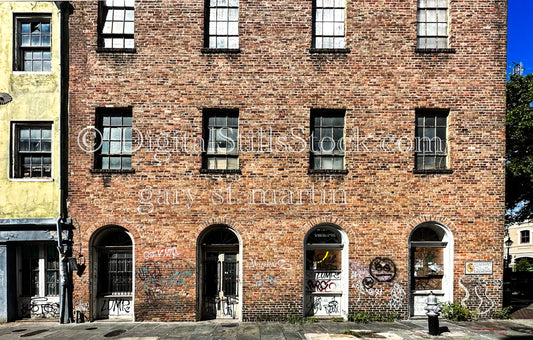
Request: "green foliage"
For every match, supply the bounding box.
[506,72,533,222]
[439,302,476,321]
[331,317,344,322]
[285,315,318,324]
[491,306,513,319]
[514,258,533,272]
[347,311,399,323]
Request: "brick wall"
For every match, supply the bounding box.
[68,0,506,321]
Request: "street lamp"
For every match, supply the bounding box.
[505,237,513,268]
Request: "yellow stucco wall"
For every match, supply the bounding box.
[508,222,533,265]
[0,2,61,219]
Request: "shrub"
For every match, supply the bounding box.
[492,306,513,319]
[439,302,476,321]
[514,258,533,272]
[348,311,399,323]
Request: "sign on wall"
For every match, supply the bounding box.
[465,261,493,275]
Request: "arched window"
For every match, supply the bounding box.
[91,226,133,320]
[304,224,348,319]
[409,222,453,316]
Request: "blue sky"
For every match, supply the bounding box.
[508,0,533,75]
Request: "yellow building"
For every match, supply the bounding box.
[0,1,70,322]
[506,221,533,268]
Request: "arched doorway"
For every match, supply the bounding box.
[304,224,348,319]
[197,225,241,320]
[409,222,453,316]
[90,226,133,320]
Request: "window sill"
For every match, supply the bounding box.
[9,178,54,182]
[412,169,453,174]
[200,169,242,175]
[96,48,137,54]
[415,48,456,54]
[309,48,351,54]
[90,168,136,174]
[201,48,241,54]
[12,71,53,75]
[308,169,349,176]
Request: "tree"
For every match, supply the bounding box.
[506,72,533,222]
[514,258,533,272]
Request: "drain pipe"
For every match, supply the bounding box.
[56,216,66,323]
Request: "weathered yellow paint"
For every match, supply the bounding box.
[0,2,61,219]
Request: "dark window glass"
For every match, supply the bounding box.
[99,250,133,295]
[99,0,135,49]
[311,110,345,170]
[21,245,40,296]
[415,110,448,170]
[14,125,52,178]
[203,110,239,170]
[521,230,531,244]
[15,17,51,71]
[45,246,59,296]
[96,108,133,170]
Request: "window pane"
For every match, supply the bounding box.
[109,157,121,169]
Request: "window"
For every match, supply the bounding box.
[95,108,133,170]
[521,230,531,244]
[415,110,448,170]
[99,0,135,50]
[14,17,51,72]
[12,123,52,178]
[203,109,239,170]
[99,251,133,295]
[205,0,239,49]
[311,110,345,170]
[417,0,448,50]
[313,0,345,49]
[21,245,59,297]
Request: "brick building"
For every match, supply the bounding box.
[67,0,507,321]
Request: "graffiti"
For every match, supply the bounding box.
[459,276,502,315]
[137,259,194,306]
[369,257,396,282]
[100,298,131,314]
[143,247,181,260]
[250,258,292,270]
[74,302,89,312]
[306,280,337,293]
[388,283,406,310]
[305,296,340,316]
[251,272,279,288]
[21,297,60,318]
[315,272,341,280]
[350,260,405,311]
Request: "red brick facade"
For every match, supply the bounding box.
[68,0,507,321]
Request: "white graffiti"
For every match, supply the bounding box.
[143,247,181,260]
[459,276,501,315]
[388,283,406,310]
[350,261,384,301]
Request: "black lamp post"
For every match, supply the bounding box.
[505,237,513,269]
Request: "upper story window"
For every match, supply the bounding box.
[313,0,345,49]
[205,0,239,49]
[415,110,448,171]
[203,109,239,171]
[99,0,135,50]
[14,16,51,72]
[416,0,448,50]
[521,230,531,244]
[95,108,133,170]
[12,123,52,178]
[311,109,345,170]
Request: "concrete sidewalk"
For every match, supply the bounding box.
[0,318,533,339]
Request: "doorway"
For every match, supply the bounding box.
[409,222,453,316]
[198,226,241,320]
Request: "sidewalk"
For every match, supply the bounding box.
[1,318,533,339]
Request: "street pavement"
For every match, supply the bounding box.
[1,318,533,340]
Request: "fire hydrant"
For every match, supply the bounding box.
[424,291,441,336]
